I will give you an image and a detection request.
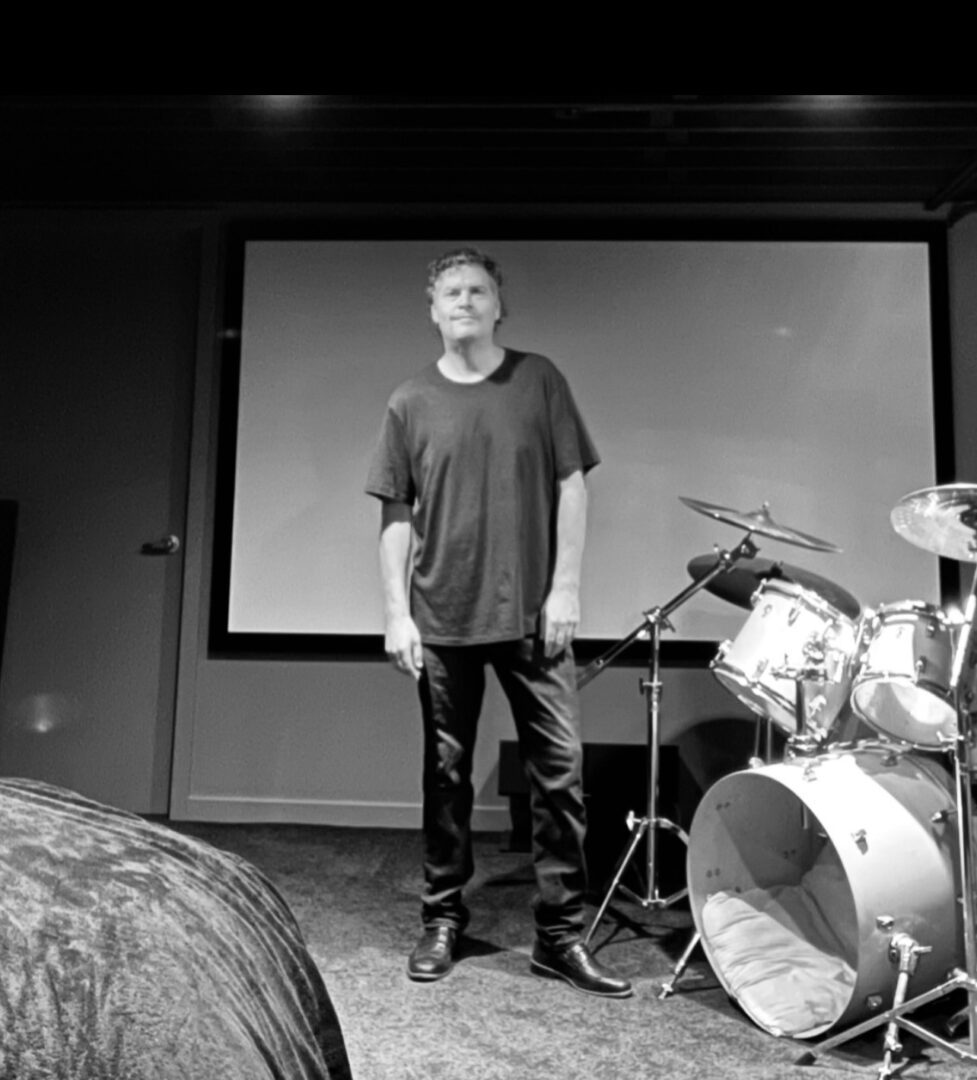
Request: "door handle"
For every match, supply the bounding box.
[141,535,181,555]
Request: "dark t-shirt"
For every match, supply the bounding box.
[365,349,600,645]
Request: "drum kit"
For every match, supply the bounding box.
[580,483,977,1077]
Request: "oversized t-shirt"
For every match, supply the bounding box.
[365,349,600,645]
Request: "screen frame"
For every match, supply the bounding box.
[207,215,957,665]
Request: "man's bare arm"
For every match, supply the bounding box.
[541,469,587,658]
[378,500,423,678]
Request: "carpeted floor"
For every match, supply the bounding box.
[163,819,975,1080]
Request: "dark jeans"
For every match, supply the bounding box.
[417,637,587,948]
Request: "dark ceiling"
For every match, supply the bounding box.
[4,94,977,217]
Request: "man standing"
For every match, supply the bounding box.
[365,248,631,998]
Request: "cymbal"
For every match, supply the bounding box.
[687,555,861,618]
[891,483,977,563]
[679,496,843,554]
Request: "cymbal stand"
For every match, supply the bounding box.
[795,572,977,1077]
[581,533,758,948]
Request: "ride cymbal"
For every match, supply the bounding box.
[679,496,843,554]
[686,555,861,619]
[891,483,977,563]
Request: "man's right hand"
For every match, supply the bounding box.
[385,614,424,680]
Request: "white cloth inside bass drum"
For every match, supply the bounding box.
[686,747,962,1039]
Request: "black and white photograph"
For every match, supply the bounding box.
[3,94,977,1079]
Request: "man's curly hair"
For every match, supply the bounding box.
[426,247,507,324]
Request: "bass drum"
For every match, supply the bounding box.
[686,746,961,1039]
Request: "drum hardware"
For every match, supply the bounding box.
[786,734,827,760]
[797,483,977,1076]
[802,760,821,782]
[579,529,760,949]
[749,713,778,768]
[774,644,844,750]
[878,935,934,1076]
[658,501,848,1001]
[578,498,822,952]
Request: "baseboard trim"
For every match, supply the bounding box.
[177,795,511,831]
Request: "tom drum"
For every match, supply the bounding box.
[851,601,955,749]
[711,579,858,739]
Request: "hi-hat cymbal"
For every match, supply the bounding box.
[687,555,861,618]
[679,496,843,554]
[891,483,977,563]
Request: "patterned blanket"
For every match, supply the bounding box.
[0,778,352,1079]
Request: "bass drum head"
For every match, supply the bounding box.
[686,747,960,1039]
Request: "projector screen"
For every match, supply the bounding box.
[213,227,951,653]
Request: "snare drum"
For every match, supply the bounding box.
[711,579,858,739]
[850,601,955,749]
[687,745,960,1039]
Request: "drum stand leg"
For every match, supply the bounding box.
[799,934,935,1077]
[796,581,977,1075]
[878,934,933,1078]
[658,925,702,998]
[794,967,977,1073]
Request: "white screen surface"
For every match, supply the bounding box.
[226,237,941,643]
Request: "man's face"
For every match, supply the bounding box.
[429,263,501,344]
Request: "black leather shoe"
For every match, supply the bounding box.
[407,926,458,981]
[530,940,633,998]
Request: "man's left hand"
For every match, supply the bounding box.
[541,586,580,658]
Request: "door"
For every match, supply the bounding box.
[0,212,198,813]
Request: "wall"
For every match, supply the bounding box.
[949,214,977,484]
[171,204,977,828]
[168,219,754,828]
[2,204,976,823]
[948,213,977,596]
